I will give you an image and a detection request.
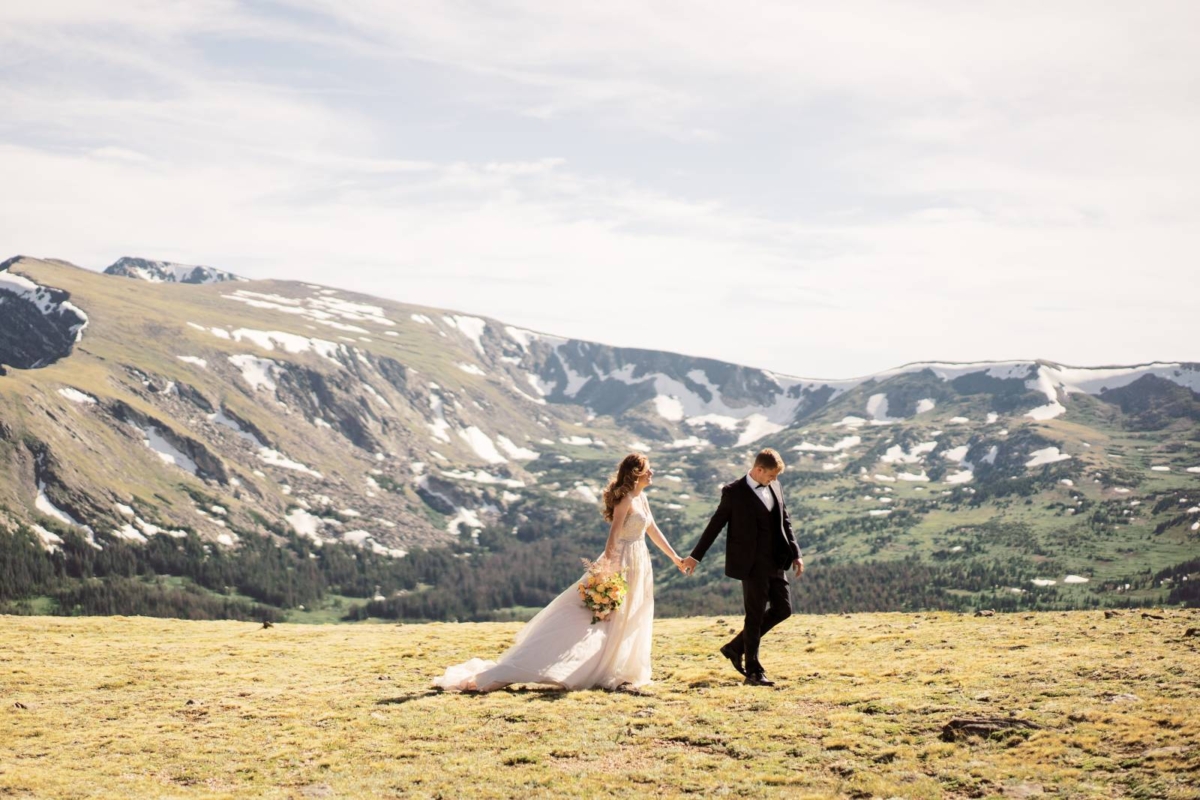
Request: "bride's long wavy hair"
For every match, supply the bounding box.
[601,453,649,522]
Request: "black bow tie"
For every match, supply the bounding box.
[756,482,771,490]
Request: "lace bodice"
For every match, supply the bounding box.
[618,494,651,542]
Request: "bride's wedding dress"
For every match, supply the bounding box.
[433,494,656,692]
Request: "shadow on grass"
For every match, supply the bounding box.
[504,686,571,702]
[383,684,653,704]
[376,691,441,705]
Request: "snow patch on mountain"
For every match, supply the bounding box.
[654,395,685,421]
[443,315,487,353]
[680,409,784,446]
[866,394,900,423]
[224,328,345,364]
[446,507,484,536]
[32,524,64,552]
[341,529,406,557]
[496,436,538,460]
[177,356,208,369]
[945,469,974,484]
[1026,447,1071,467]
[228,355,279,392]
[361,383,391,409]
[561,435,598,446]
[129,422,198,474]
[223,289,393,331]
[309,295,394,327]
[685,414,740,431]
[1026,403,1066,421]
[287,508,325,543]
[459,426,507,464]
[915,398,936,414]
[505,326,538,350]
[36,481,78,527]
[794,435,862,453]
[58,388,96,404]
[943,445,969,463]
[1027,367,1065,419]
[442,469,525,489]
[111,523,149,543]
[208,409,265,447]
[258,448,323,478]
[737,415,785,446]
[427,389,452,443]
[504,378,546,406]
[881,442,938,464]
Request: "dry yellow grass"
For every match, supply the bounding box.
[2,611,1199,798]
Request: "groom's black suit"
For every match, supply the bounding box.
[690,477,802,677]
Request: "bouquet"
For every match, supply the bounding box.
[578,557,629,624]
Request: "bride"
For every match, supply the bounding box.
[433,453,685,692]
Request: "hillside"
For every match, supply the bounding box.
[0,255,1198,622]
[2,612,1197,798]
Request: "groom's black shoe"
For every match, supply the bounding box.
[719,643,746,676]
[744,672,775,687]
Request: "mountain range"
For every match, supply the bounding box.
[1,255,1197,620]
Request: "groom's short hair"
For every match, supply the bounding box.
[753,448,785,472]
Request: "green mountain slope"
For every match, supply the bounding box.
[1,255,1197,620]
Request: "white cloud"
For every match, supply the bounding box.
[1,2,1196,377]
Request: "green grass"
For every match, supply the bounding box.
[284,594,381,625]
[3,611,1198,798]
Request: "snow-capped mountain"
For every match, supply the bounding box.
[1,254,1197,621]
[518,331,1200,442]
[105,256,246,285]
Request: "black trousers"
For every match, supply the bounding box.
[729,558,791,675]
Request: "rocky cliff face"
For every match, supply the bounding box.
[104,256,245,284]
[0,257,89,369]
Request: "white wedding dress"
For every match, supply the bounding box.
[433,493,656,692]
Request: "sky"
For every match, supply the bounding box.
[1,1,1198,379]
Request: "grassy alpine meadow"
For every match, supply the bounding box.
[2,611,1199,799]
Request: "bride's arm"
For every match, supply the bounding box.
[643,500,683,568]
[603,497,632,564]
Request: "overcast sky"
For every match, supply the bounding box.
[2,2,1197,379]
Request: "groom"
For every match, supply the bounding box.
[682,448,803,686]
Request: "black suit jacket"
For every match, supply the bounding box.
[690,478,802,580]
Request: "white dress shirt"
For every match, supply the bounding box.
[745,473,775,511]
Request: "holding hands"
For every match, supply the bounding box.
[677,556,801,578]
